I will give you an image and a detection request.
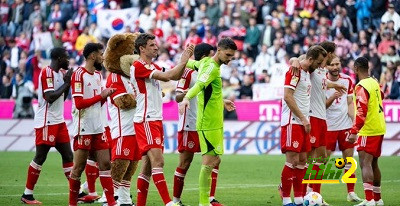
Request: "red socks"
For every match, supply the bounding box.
[210,166,219,198]
[373,186,381,201]
[345,169,356,193]
[173,167,187,199]
[69,178,81,206]
[63,162,73,179]
[25,161,42,193]
[85,160,99,194]
[281,162,294,198]
[152,168,172,204]
[363,182,374,201]
[294,165,306,198]
[137,174,150,206]
[99,170,116,205]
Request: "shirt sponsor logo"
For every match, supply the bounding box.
[75,83,82,93]
[290,76,299,86]
[47,78,53,88]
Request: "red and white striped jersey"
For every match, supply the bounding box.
[34,66,65,128]
[310,68,328,120]
[326,73,354,131]
[130,59,164,123]
[281,68,311,126]
[106,73,136,139]
[177,69,197,131]
[71,67,104,136]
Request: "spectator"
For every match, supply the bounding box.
[354,0,372,31]
[60,0,73,24]
[0,0,9,37]
[12,73,34,119]
[239,74,253,99]
[25,50,41,89]
[88,23,102,42]
[26,3,42,38]
[381,3,400,32]
[265,39,286,69]
[48,3,63,31]
[378,32,396,56]
[206,0,221,26]
[21,0,34,35]
[370,0,388,29]
[9,39,22,70]
[203,29,217,48]
[71,5,88,33]
[382,70,400,99]
[139,5,157,32]
[194,3,206,25]
[364,43,382,80]
[8,0,24,37]
[381,46,400,72]
[62,20,79,57]
[214,17,229,37]
[0,75,12,99]
[334,31,352,59]
[51,22,64,48]
[75,26,97,55]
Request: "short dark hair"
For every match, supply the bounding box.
[354,57,369,72]
[319,41,336,53]
[306,45,327,60]
[217,38,237,51]
[194,43,214,61]
[50,47,67,60]
[83,43,103,59]
[135,33,155,55]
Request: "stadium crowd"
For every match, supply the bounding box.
[1,0,400,118]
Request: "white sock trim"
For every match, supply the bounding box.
[24,188,33,195]
[373,186,381,193]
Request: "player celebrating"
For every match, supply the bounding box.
[325,55,362,202]
[106,67,141,206]
[131,33,194,206]
[173,43,223,206]
[179,38,237,206]
[21,47,73,205]
[348,57,386,206]
[68,43,116,206]
[279,45,327,206]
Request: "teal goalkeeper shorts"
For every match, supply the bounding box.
[198,129,224,155]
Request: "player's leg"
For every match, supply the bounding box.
[110,136,130,204]
[311,146,327,194]
[200,152,220,206]
[55,142,74,179]
[95,148,116,206]
[69,149,90,206]
[302,149,314,197]
[147,148,174,205]
[210,161,220,204]
[119,160,139,205]
[293,152,307,205]
[358,150,375,203]
[372,157,383,205]
[281,151,299,206]
[137,155,151,206]
[21,144,51,204]
[342,148,361,202]
[173,150,194,203]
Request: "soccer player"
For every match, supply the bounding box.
[131,33,194,206]
[106,66,141,206]
[325,55,362,202]
[68,43,116,206]
[279,45,327,206]
[347,57,386,206]
[179,38,237,206]
[173,43,223,206]
[21,47,74,204]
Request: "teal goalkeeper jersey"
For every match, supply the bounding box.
[185,57,223,131]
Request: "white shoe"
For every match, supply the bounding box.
[97,191,107,203]
[354,199,375,206]
[347,192,362,202]
[376,199,384,206]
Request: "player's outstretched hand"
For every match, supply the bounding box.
[63,68,73,84]
[332,83,347,94]
[179,97,190,115]
[101,88,116,98]
[300,117,311,134]
[223,99,236,111]
[347,134,357,144]
[180,44,195,63]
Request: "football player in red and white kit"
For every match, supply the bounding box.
[131,33,194,206]
[106,70,141,205]
[68,43,117,206]
[279,45,327,206]
[172,43,222,206]
[325,55,362,202]
[21,48,73,205]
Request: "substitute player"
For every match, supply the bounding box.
[348,57,386,206]
[68,43,116,206]
[173,43,223,206]
[131,33,194,206]
[179,38,237,206]
[325,55,362,202]
[21,47,73,204]
[279,45,327,206]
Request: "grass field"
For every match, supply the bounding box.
[0,152,399,206]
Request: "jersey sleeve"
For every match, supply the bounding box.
[186,60,201,71]
[284,68,300,90]
[350,85,369,134]
[41,68,54,93]
[186,63,218,100]
[71,70,84,97]
[347,78,354,96]
[134,62,156,79]
[176,69,193,92]
[106,73,128,101]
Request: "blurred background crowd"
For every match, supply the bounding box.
[1,0,400,118]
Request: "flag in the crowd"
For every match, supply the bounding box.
[97,8,139,38]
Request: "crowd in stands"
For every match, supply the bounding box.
[1,0,400,118]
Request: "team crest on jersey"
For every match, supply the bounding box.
[123,148,130,156]
[188,141,195,149]
[84,138,91,146]
[46,78,53,87]
[48,135,55,142]
[199,73,209,83]
[293,141,299,148]
[75,83,82,92]
[310,136,316,144]
[290,76,299,86]
[155,138,161,145]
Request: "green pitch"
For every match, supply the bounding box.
[0,152,399,206]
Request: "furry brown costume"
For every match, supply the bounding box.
[103,33,141,204]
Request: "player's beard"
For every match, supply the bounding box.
[94,62,103,71]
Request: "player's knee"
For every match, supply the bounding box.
[62,151,74,163]
[33,155,47,165]
[179,159,192,170]
[73,162,86,175]
[98,161,111,171]
[215,157,221,167]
